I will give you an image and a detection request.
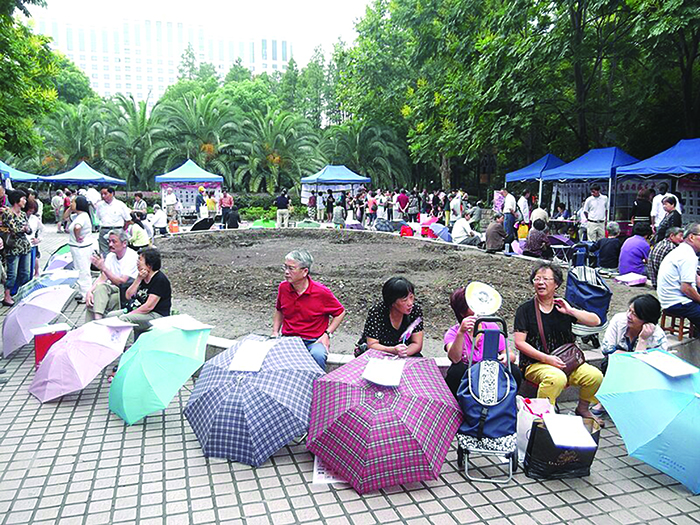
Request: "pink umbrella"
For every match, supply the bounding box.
[2,285,76,358]
[29,317,134,402]
[307,349,462,494]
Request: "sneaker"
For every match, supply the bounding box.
[75,296,86,304]
[591,405,607,416]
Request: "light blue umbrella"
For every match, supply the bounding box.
[597,351,700,494]
[430,223,452,242]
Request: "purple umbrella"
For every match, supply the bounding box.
[28,318,134,402]
[430,223,453,242]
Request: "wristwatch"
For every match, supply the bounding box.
[324,330,333,339]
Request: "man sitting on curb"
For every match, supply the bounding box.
[85,229,138,322]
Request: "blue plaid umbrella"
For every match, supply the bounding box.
[14,270,79,303]
[184,335,324,466]
[374,219,394,232]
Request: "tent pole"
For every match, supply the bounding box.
[538,178,543,207]
[608,175,613,222]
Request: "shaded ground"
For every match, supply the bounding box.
[160,229,646,357]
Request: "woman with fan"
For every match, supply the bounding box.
[358,277,424,358]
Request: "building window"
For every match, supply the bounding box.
[92,64,98,70]
[125,66,131,71]
[147,67,153,73]
[91,73,98,79]
[104,74,110,79]
[261,39,267,60]
[116,83,122,89]
[147,76,153,81]
[249,42,254,63]
[78,29,85,52]
[104,82,110,88]
[158,77,164,82]
[115,75,121,80]
[126,83,131,89]
[272,40,277,61]
[115,66,121,71]
[282,41,287,62]
[136,76,142,81]
[125,74,131,80]
[137,84,142,89]
[272,64,277,70]
[104,65,109,71]
[125,58,131,64]
[66,27,73,51]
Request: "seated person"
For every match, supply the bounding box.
[226,206,241,229]
[618,222,652,276]
[332,204,346,229]
[655,195,682,244]
[128,211,151,249]
[86,230,139,322]
[485,212,507,252]
[444,286,521,397]
[592,294,667,415]
[151,204,168,235]
[514,262,604,425]
[359,277,424,358]
[111,247,172,338]
[522,219,553,259]
[591,221,622,271]
[551,203,570,234]
[452,213,481,246]
[530,205,549,226]
[647,226,683,287]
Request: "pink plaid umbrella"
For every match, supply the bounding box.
[307,349,462,494]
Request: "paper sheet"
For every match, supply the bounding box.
[633,350,699,377]
[312,455,344,484]
[228,339,277,372]
[542,414,598,449]
[362,358,405,386]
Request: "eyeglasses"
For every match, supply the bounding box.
[532,277,554,284]
[282,265,301,272]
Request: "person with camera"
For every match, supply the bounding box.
[2,190,33,307]
[85,229,138,321]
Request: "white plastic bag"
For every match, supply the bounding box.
[516,396,555,462]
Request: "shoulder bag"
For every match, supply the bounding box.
[533,297,585,376]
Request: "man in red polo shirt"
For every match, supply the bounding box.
[272,249,346,371]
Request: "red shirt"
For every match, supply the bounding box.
[275,277,345,339]
[397,193,409,210]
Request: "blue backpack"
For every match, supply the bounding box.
[457,320,517,439]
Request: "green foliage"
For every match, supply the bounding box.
[239,206,276,221]
[53,54,97,105]
[224,58,252,84]
[232,193,275,209]
[177,43,198,81]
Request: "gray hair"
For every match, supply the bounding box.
[285,249,314,270]
[684,223,700,239]
[666,226,683,238]
[493,212,504,220]
[108,229,130,243]
[606,221,620,236]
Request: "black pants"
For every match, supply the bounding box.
[445,360,523,398]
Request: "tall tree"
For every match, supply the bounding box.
[279,58,300,112]
[177,43,198,81]
[298,48,326,128]
[224,58,252,84]
[53,54,97,105]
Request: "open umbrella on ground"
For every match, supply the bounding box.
[597,350,700,494]
[307,349,462,494]
[373,219,394,233]
[296,219,321,228]
[184,334,324,466]
[345,220,365,231]
[250,218,276,229]
[13,269,79,304]
[29,318,134,402]
[2,285,75,358]
[430,223,452,242]
[109,314,211,425]
[44,244,74,272]
[191,217,215,232]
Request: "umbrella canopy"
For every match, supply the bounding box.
[542,147,639,181]
[43,161,127,186]
[2,285,75,358]
[296,219,321,228]
[184,335,324,466]
[44,244,73,272]
[154,159,224,183]
[373,218,394,232]
[250,218,275,229]
[307,349,462,494]
[505,154,566,182]
[597,351,700,494]
[0,160,46,183]
[14,270,79,304]
[430,223,452,242]
[301,165,371,185]
[191,217,215,231]
[617,138,700,177]
[28,318,134,402]
[109,315,211,425]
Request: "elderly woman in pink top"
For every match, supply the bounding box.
[444,285,522,397]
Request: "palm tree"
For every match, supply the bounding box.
[233,108,323,193]
[320,121,411,189]
[143,93,241,185]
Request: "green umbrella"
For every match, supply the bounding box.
[250,218,276,229]
[296,219,321,228]
[109,315,212,425]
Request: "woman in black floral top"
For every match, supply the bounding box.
[3,190,32,306]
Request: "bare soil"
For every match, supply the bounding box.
[159,229,648,357]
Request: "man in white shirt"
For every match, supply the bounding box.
[51,190,64,232]
[85,229,139,322]
[582,184,609,242]
[452,214,481,246]
[500,188,518,240]
[517,190,531,224]
[150,204,168,235]
[656,223,700,328]
[164,187,179,222]
[95,187,131,255]
[651,182,682,229]
[449,192,462,225]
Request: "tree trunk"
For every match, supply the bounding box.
[439,154,451,190]
[677,28,700,137]
[570,0,590,153]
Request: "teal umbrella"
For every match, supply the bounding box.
[597,350,700,494]
[296,219,321,229]
[109,315,212,425]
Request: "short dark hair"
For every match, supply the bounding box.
[662,195,677,206]
[139,247,162,271]
[530,261,564,286]
[25,200,38,214]
[658,182,669,194]
[382,277,415,307]
[75,195,90,213]
[556,203,566,210]
[7,189,26,205]
[632,222,652,237]
[629,294,661,324]
[100,186,115,195]
[135,192,143,198]
[590,184,602,192]
[533,219,546,231]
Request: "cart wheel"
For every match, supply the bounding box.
[457,446,464,469]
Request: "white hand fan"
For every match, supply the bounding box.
[465,281,502,316]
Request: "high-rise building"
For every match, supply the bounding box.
[29,12,293,107]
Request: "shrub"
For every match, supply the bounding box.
[240,206,276,221]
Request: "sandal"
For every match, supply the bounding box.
[575,409,606,428]
[1,300,14,308]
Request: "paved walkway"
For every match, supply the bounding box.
[0,231,698,525]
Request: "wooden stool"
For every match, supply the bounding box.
[660,312,695,341]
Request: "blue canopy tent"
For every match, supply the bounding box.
[0,160,46,184]
[505,154,565,204]
[155,160,223,215]
[43,161,127,186]
[616,138,700,178]
[542,147,639,219]
[300,165,371,205]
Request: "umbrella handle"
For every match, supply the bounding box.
[57,312,76,329]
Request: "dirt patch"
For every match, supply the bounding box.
[159,229,650,357]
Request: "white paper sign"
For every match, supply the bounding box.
[228,339,277,372]
[633,350,699,377]
[542,414,598,449]
[312,455,344,485]
[362,358,405,387]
